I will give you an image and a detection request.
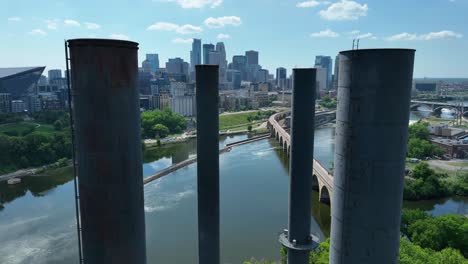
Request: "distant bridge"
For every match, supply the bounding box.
[267,111,336,204]
[410,100,467,115]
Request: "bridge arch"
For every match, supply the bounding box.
[410,104,421,111]
[319,186,330,204]
[279,136,284,148]
[311,174,319,191]
[433,106,458,114]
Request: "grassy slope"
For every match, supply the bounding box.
[0,122,54,135]
[219,111,259,130]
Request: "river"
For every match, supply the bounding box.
[0,113,467,263]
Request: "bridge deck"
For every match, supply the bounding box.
[268,111,334,191]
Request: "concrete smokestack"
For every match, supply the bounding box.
[68,39,147,264]
[330,49,415,264]
[279,68,317,264]
[195,65,220,264]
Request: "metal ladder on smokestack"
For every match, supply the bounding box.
[64,40,84,264]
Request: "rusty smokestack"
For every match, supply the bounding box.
[68,39,147,264]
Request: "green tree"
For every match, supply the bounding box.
[318,96,337,109]
[409,122,430,140]
[152,124,170,138]
[401,209,429,235]
[141,109,187,138]
[412,163,434,180]
[309,238,331,264]
[53,120,63,131]
[407,138,443,159]
[449,173,468,196]
[247,125,253,132]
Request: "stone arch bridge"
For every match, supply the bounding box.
[267,111,336,205]
[411,100,467,116]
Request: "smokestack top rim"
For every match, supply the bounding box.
[195,64,220,69]
[340,48,415,55]
[292,68,317,72]
[67,38,139,49]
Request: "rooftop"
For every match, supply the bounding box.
[0,67,45,79]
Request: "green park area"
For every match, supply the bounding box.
[0,111,72,175]
[0,122,54,136]
[219,110,275,131]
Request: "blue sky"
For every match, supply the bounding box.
[2,0,467,77]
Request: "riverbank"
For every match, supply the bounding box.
[144,128,268,147]
[0,160,71,183]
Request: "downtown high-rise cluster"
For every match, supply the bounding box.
[0,39,339,117]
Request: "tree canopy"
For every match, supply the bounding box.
[409,121,430,140]
[404,163,451,200]
[141,108,187,139]
[318,96,337,109]
[401,209,468,258]
[406,122,444,159]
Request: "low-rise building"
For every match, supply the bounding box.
[431,137,468,158]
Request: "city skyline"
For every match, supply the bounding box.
[2,0,468,77]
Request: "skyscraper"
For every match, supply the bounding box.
[245,50,259,82]
[48,69,62,81]
[203,44,215,64]
[232,55,247,81]
[333,54,340,90]
[316,67,327,92]
[166,58,189,81]
[245,50,259,65]
[142,54,159,73]
[257,69,268,83]
[216,42,227,82]
[190,39,202,72]
[208,51,221,66]
[276,67,287,88]
[314,56,333,89]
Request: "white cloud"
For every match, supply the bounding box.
[84,22,101,30]
[356,32,377,39]
[172,38,194,44]
[29,29,47,36]
[8,17,21,22]
[64,19,80,27]
[418,30,462,40]
[217,33,231,39]
[204,16,241,28]
[296,1,320,7]
[147,22,202,34]
[347,29,360,35]
[45,20,59,30]
[176,24,203,34]
[386,30,462,41]
[310,29,339,38]
[109,34,129,40]
[164,0,222,8]
[319,0,368,21]
[147,22,179,31]
[386,32,417,41]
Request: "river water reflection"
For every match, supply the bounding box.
[0,114,466,263]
